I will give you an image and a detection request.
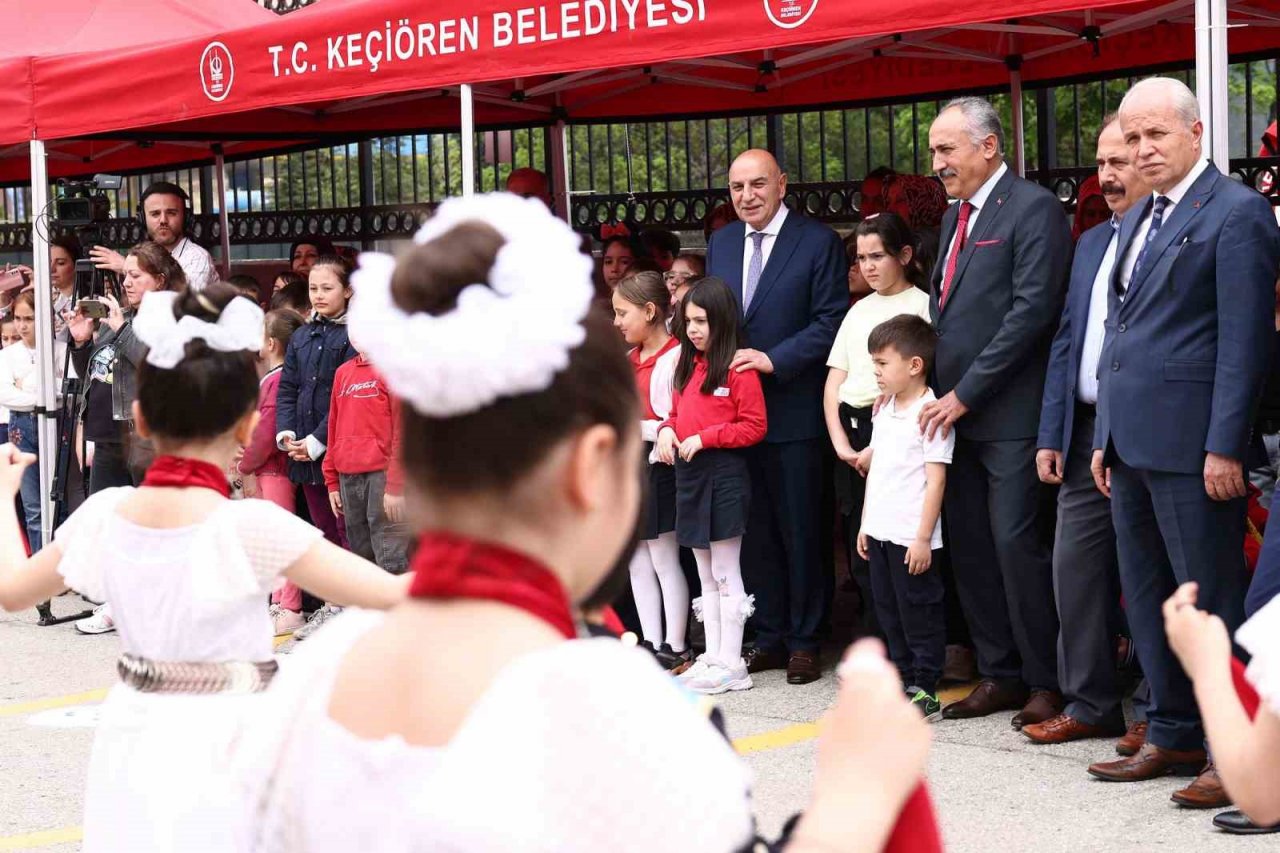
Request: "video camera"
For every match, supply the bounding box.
[53,175,122,320]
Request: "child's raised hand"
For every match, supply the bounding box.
[1163,582,1231,683]
[656,428,677,465]
[0,443,35,497]
[677,434,703,462]
[328,490,344,518]
[905,538,932,575]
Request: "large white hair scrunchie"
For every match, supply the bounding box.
[349,193,595,418]
[133,290,265,369]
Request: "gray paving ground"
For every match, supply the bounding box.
[2,595,1274,852]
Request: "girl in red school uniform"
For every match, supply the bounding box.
[238,308,308,635]
[657,277,767,695]
[613,270,689,669]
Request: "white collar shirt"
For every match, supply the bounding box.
[1118,158,1211,293]
[1076,215,1122,404]
[941,162,1008,270]
[741,204,789,280]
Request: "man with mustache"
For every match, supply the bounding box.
[921,97,1072,727]
[89,181,218,293]
[1024,115,1151,752]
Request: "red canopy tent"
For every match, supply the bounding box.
[4,0,1275,183]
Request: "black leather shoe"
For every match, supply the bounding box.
[1213,810,1280,835]
[744,645,788,673]
[654,643,691,671]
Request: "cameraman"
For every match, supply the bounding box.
[88,181,218,292]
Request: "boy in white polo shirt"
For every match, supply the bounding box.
[856,314,952,719]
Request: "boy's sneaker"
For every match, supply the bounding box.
[292,604,342,642]
[269,604,306,637]
[907,686,943,721]
[75,603,115,635]
[686,660,754,695]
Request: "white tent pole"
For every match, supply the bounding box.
[29,139,56,547]
[550,119,570,222]
[461,84,476,197]
[1195,0,1230,167]
[1009,66,1026,177]
[213,146,232,279]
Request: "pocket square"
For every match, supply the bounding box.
[975,239,1005,247]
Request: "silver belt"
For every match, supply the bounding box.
[117,653,278,695]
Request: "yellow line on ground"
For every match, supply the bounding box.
[734,721,820,754]
[0,826,82,850]
[0,689,108,718]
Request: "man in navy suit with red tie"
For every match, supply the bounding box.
[919,97,1072,728]
[705,150,847,684]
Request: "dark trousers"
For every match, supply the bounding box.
[866,537,945,693]
[835,403,879,637]
[1110,456,1249,750]
[339,471,410,574]
[742,437,827,654]
[1053,406,1125,727]
[944,435,1058,690]
[89,441,142,494]
[1247,491,1280,617]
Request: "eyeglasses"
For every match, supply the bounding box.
[663,271,695,282]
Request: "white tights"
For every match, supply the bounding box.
[692,536,751,666]
[627,531,689,652]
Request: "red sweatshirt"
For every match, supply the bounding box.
[660,355,767,449]
[323,356,404,494]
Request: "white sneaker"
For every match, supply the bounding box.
[686,660,753,695]
[291,604,342,642]
[75,603,115,635]
[269,604,306,637]
[676,654,716,682]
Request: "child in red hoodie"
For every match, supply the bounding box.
[324,351,409,573]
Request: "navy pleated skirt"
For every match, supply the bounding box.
[674,448,750,549]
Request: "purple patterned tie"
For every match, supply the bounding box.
[744,231,766,310]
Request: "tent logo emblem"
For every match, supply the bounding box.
[764,0,818,29]
[200,42,235,103]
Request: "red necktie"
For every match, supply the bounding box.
[939,201,973,308]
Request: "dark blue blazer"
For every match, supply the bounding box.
[705,209,848,443]
[277,316,357,486]
[1095,165,1280,474]
[1037,219,1116,464]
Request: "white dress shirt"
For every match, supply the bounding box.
[741,204,790,282]
[1076,217,1122,404]
[941,161,1008,271]
[1118,159,1211,293]
[170,237,219,293]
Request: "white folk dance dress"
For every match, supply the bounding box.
[1237,593,1280,717]
[245,609,756,852]
[54,487,322,853]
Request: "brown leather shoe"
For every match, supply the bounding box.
[1115,721,1148,756]
[1011,689,1066,730]
[1171,763,1231,809]
[941,644,978,684]
[786,651,821,684]
[1022,713,1127,745]
[1087,743,1207,782]
[941,679,1030,720]
[744,646,788,674]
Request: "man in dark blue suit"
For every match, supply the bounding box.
[705,149,847,684]
[1088,77,1280,784]
[1024,116,1150,748]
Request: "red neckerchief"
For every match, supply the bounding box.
[407,532,577,640]
[141,455,232,498]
